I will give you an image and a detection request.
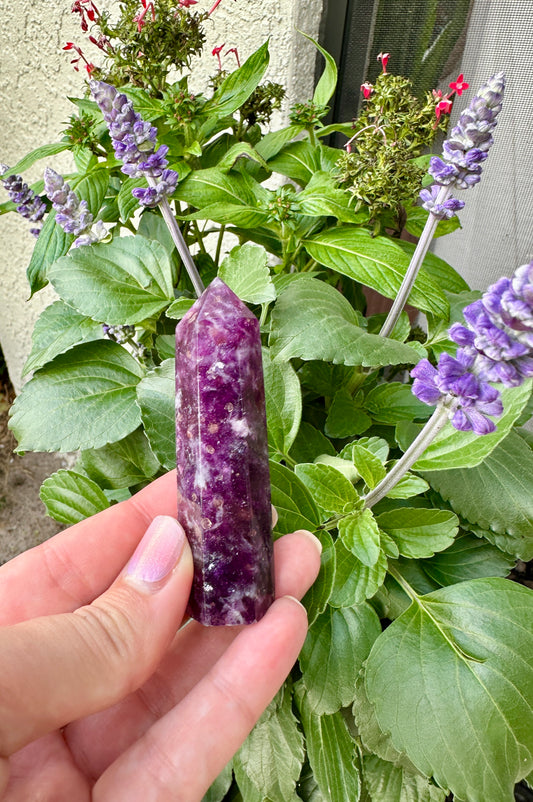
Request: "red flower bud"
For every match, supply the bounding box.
[377,52,390,73]
[360,82,373,99]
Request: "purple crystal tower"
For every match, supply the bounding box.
[175,278,274,625]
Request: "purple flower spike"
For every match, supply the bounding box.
[0,164,46,236]
[419,185,465,219]
[44,167,106,247]
[90,80,178,205]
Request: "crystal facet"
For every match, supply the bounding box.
[175,278,274,625]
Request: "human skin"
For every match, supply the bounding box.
[0,470,322,801]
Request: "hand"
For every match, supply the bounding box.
[0,471,321,801]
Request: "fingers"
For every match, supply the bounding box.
[0,471,178,624]
[94,596,309,802]
[0,516,193,758]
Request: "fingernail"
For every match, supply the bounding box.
[296,529,323,556]
[125,516,186,589]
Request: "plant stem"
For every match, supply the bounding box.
[363,404,449,508]
[147,177,205,298]
[215,224,226,267]
[379,186,451,338]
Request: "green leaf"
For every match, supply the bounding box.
[80,428,160,489]
[296,686,360,802]
[341,436,390,464]
[325,388,372,438]
[350,445,387,489]
[204,41,270,119]
[300,603,381,714]
[234,684,304,802]
[262,348,301,458]
[304,228,448,318]
[404,203,460,239]
[219,243,276,304]
[174,167,269,209]
[117,175,144,221]
[181,201,271,228]
[375,508,458,558]
[270,278,421,367]
[330,540,388,607]
[363,755,447,802]
[365,578,533,802]
[353,673,411,767]
[5,142,70,176]
[314,454,359,483]
[48,235,174,325]
[365,383,429,424]
[269,461,323,534]
[40,469,110,524]
[422,534,515,587]
[289,421,336,463]
[302,529,336,626]
[136,359,175,471]
[423,431,533,561]
[121,86,165,120]
[23,300,104,376]
[138,210,176,257]
[301,34,338,107]
[72,168,110,217]
[255,124,304,162]
[296,171,361,223]
[166,297,195,320]
[395,240,469,294]
[202,763,233,802]
[295,462,360,515]
[216,141,270,173]
[384,471,429,500]
[397,380,533,471]
[26,209,73,295]
[267,141,324,185]
[9,340,143,452]
[339,509,382,567]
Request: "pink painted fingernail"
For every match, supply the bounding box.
[125,516,186,589]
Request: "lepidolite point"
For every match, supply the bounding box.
[175,278,274,625]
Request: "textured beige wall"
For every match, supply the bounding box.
[0,0,323,392]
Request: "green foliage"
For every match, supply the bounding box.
[4,18,533,802]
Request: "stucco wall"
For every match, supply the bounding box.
[0,0,323,392]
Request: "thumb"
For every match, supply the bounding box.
[0,515,193,758]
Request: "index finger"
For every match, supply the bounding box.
[0,471,178,624]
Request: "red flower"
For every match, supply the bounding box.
[360,82,373,99]
[449,73,469,96]
[225,46,240,67]
[212,42,225,69]
[377,52,390,73]
[435,98,453,119]
[178,0,198,6]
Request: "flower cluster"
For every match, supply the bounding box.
[418,185,464,219]
[412,260,533,434]
[0,166,46,237]
[450,261,533,387]
[102,324,145,358]
[43,168,106,247]
[90,80,178,207]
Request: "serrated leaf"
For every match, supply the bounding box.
[330,540,388,607]
[365,578,533,802]
[314,454,359,484]
[397,380,533,471]
[296,686,360,802]
[48,235,174,325]
[384,472,429,500]
[325,388,372,438]
[423,431,533,560]
[295,462,360,515]
[23,300,104,376]
[219,243,276,304]
[234,684,304,802]
[40,469,110,524]
[302,529,336,626]
[339,509,382,567]
[422,534,515,587]
[80,428,160,489]
[340,436,390,464]
[365,383,429,424]
[363,755,447,802]
[353,673,412,768]
[203,41,270,119]
[375,508,458,559]
[304,227,448,318]
[269,461,323,535]
[351,445,387,489]
[9,340,143,452]
[270,278,421,367]
[289,421,336,463]
[262,348,301,458]
[136,359,175,471]
[166,297,195,320]
[300,603,381,714]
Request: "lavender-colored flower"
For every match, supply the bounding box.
[450,261,533,387]
[44,167,106,247]
[0,164,46,236]
[411,352,503,435]
[419,185,465,219]
[90,80,178,205]
[427,72,505,191]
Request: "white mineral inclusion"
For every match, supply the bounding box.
[230,418,251,437]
